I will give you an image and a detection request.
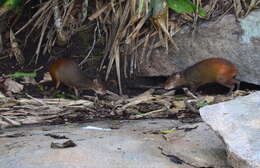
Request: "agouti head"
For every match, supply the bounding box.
[92,78,107,95]
[163,73,185,90]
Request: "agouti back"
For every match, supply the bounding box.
[163,58,240,93]
[49,58,106,96]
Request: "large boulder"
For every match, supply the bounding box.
[160,123,230,168]
[138,9,260,85]
[200,91,260,168]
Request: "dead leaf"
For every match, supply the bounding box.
[2,78,24,94]
[169,108,181,114]
[0,119,10,129]
[21,76,37,85]
[173,101,186,109]
[233,90,250,97]
[0,132,25,138]
[0,92,5,98]
[45,133,69,139]
[39,72,52,84]
[0,115,21,127]
[9,29,24,65]
[202,96,215,104]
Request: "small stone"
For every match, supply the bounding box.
[51,140,76,149]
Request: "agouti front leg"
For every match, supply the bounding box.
[220,79,240,95]
[234,79,240,90]
[55,81,61,89]
[73,87,79,97]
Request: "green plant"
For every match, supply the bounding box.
[166,0,207,17]
[8,72,37,78]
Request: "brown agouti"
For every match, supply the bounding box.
[49,58,106,96]
[163,58,240,93]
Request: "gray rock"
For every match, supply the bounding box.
[200,91,260,168]
[138,9,260,85]
[161,123,231,168]
[0,119,190,168]
[0,119,232,168]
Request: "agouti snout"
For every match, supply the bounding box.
[92,78,107,95]
[163,58,240,94]
[49,58,106,96]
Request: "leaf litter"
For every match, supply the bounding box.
[0,77,252,129]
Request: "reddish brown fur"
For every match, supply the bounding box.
[49,58,106,95]
[163,58,240,93]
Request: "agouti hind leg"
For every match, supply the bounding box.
[183,88,198,99]
[50,81,61,96]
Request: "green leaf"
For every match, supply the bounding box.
[138,0,145,14]
[68,94,79,99]
[8,72,37,78]
[133,111,145,115]
[166,0,207,17]
[198,7,207,17]
[150,0,167,17]
[195,103,207,108]
[55,94,65,99]
[161,128,176,134]
[37,85,44,92]
[174,95,186,99]
[0,0,22,10]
